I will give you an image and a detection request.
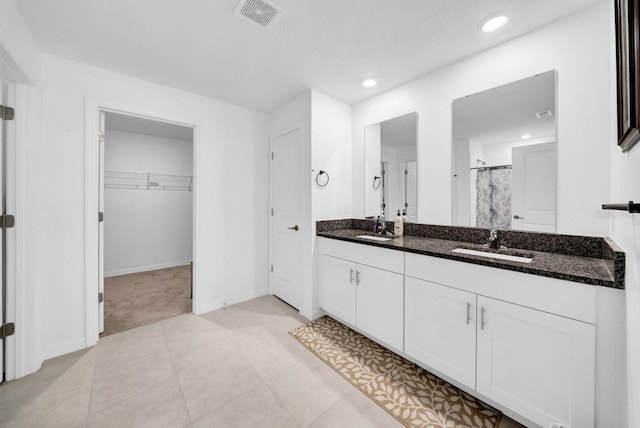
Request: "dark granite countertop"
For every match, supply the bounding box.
[316,220,625,289]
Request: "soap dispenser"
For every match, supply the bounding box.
[402,208,409,223]
[394,210,404,236]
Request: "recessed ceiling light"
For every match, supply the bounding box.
[482,15,508,33]
[521,134,531,140]
[362,78,377,88]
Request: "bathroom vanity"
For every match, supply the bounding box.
[316,219,625,428]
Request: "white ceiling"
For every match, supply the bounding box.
[16,0,604,112]
[105,112,193,142]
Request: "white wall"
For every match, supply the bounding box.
[269,90,351,320]
[270,91,313,318]
[608,0,640,422]
[104,129,193,276]
[0,0,41,83]
[310,90,352,319]
[352,3,612,237]
[35,54,269,359]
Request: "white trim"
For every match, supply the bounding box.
[84,98,200,349]
[195,288,271,316]
[195,300,224,315]
[299,308,323,321]
[104,261,192,278]
[224,288,269,308]
[41,338,87,361]
[2,81,16,380]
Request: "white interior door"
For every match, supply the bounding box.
[271,129,302,309]
[0,81,5,378]
[98,111,105,334]
[511,142,556,232]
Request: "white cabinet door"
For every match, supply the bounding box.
[405,277,476,389]
[476,296,595,428]
[319,255,356,325]
[356,264,404,351]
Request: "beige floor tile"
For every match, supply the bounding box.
[192,383,300,428]
[265,355,354,426]
[0,348,96,427]
[162,313,225,341]
[163,323,239,374]
[96,321,169,368]
[90,351,176,413]
[201,304,273,331]
[177,352,264,421]
[88,378,190,428]
[233,325,324,381]
[307,387,403,428]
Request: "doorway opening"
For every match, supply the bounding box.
[99,111,194,337]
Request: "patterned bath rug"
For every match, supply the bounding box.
[289,316,502,428]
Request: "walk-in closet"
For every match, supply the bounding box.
[101,112,194,336]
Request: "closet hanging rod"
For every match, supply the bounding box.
[104,170,193,192]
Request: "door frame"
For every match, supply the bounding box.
[84,99,198,347]
[268,126,304,309]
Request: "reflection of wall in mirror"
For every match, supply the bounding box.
[469,136,554,229]
[381,144,416,220]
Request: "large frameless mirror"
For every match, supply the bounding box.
[452,71,557,232]
[364,112,418,221]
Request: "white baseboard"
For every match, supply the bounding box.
[42,338,88,361]
[300,308,324,321]
[195,299,224,315]
[105,260,191,278]
[194,288,269,316]
[223,288,269,307]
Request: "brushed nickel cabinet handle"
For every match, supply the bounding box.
[356,270,361,285]
[466,302,471,325]
[287,225,299,231]
[480,307,486,330]
[513,215,524,220]
[350,269,354,283]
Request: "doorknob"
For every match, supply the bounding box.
[287,225,299,231]
[513,214,524,220]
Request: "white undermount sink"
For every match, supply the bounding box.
[356,235,392,242]
[451,248,533,263]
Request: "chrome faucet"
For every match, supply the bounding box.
[488,229,499,250]
[378,220,395,237]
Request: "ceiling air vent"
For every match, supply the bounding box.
[234,0,284,28]
[536,110,553,119]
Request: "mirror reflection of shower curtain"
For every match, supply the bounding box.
[476,167,512,229]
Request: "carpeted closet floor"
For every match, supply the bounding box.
[103,265,192,337]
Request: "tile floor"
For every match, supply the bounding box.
[0,295,525,427]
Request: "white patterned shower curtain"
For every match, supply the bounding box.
[476,168,512,229]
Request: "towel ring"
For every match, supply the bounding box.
[373,176,381,190]
[315,170,329,187]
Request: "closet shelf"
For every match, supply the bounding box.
[104,170,193,191]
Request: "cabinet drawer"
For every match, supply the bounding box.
[318,237,404,274]
[405,252,596,324]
